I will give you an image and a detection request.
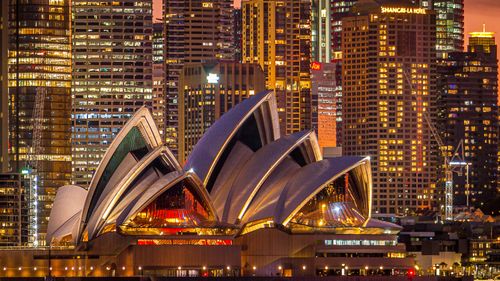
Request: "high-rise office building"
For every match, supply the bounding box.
[242,0,312,135]
[324,0,357,148]
[0,173,28,246]
[233,9,242,63]
[420,0,464,58]
[153,23,164,64]
[0,2,8,172]
[342,0,438,215]
[8,0,72,244]
[437,29,498,210]
[311,62,342,151]
[178,62,266,162]
[331,0,357,56]
[153,23,165,137]
[312,0,332,63]
[72,0,153,186]
[164,0,234,160]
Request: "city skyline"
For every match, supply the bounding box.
[0,0,497,278]
[153,0,500,48]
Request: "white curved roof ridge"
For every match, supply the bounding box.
[219,130,319,224]
[365,218,403,230]
[85,145,180,240]
[240,157,302,225]
[116,171,218,230]
[79,107,163,241]
[185,90,280,187]
[46,185,87,245]
[274,156,372,226]
[347,161,372,219]
[210,141,255,218]
[48,211,82,245]
[103,151,182,230]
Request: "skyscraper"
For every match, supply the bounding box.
[178,62,266,162]
[331,0,357,56]
[420,0,464,58]
[72,0,153,186]
[8,0,72,245]
[0,2,8,172]
[0,173,28,246]
[437,29,498,211]
[242,0,312,135]
[164,0,234,160]
[342,0,438,215]
[153,23,165,137]
[326,0,358,148]
[233,9,243,63]
[312,0,332,63]
[311,62,341,151]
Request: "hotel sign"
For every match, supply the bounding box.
[381,7,427,14]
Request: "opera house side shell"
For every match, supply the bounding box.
[39,91,411,277]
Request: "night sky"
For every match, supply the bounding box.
[154,0,500,48]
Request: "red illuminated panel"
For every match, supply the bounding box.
[311,61,322,71]
[137,239,233,246]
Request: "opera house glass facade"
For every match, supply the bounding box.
[36,91,412,277]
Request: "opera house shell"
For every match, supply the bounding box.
[39,91,410,277]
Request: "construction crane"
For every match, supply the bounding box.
[23,86,46,247]
[403,69,466,221]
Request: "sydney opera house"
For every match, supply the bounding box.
[0,91,413,277]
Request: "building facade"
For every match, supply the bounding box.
[420,0,464,59]
[178,62,266,162]
[71,0,153,187]
[342,1,438,215]
[328,0,358,147]
[0,173,28,246]
[242,0,312,135]
[311,62,342,151]
[331,0,357,57]
[8,0,72,245]
[437,30,498,210]
[312,0,332,63]
[164,0,234,160]
[153,23,165,137]
[0,2,8,172]
[233,9,242,63]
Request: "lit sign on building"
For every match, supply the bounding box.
[381,7,427,14]
[311,62,322,71]
[207,73,220,84]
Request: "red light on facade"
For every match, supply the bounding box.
[311,62,322,71]
[407,268,415,276]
